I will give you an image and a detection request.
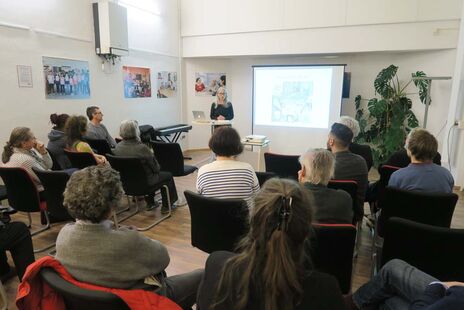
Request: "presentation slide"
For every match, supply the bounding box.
[252,65,345,154]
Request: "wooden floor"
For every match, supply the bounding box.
[3,150,464,309]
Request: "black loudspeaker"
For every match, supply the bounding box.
[139,125,156,143]
[342,72,351,99]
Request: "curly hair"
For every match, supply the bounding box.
[64,115,88,148]
[63,166,123,223]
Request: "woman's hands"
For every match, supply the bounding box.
[95,154,107,165]
[34,141,48,155]
[217,115,226,120]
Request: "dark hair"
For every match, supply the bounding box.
[212,178,313,310]
[330,123,353,148]
[65,115,88,148]
[406,128,438,161]
[64,166,122,223]
[86,106,99,121]
[220,75,226,86]
[50,113,70,130]
[2,127,33,163]
[208,127,243,157]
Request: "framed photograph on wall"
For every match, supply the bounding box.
[195,72,226,96]
[156,71,177,98]
[123,66,152,98]
[42,57,90,99]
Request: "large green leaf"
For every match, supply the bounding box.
[374,65,398,98]
[355,95,362,110]
[406,110,419,128]
[412,71,430,105]
[368,98,387,118]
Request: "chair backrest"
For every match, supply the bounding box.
[327,180,357,223]
[184,190,249,253]
[106,155,154,196]
[83,138,113,156]
[40,268,130,310]
[382,217,464,282]
[33,168,73,221]
[349,143,373,171]
[377,187,458,237]
[255,171,277,187]
[264,152,300,180]
[151,141,185,176]
[310,223,357,294]
[46,148,64,170]
[64,149,98,169]
[0,167,41,213]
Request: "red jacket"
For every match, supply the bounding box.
[16,256,181,310]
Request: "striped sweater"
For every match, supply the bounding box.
[196,159,260,207]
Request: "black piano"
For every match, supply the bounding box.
[153,124,192,143]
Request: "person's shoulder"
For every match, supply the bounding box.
[207,251,235,268]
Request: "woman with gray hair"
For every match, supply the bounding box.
[338,116,373,171]
[113,120,178,213]
[298,148,353,224]
[55,165,203,309]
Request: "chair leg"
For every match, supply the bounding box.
[137,185,171,231]
[115,195,140,223]
[30,211,55,253]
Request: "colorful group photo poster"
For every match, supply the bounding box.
[123,66,152,98]
[157,71,177,98]
[43,57,90,99]
[194,72,226,96]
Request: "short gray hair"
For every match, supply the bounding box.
[299,148,335,185]
[338,116,360,139]
[119,119,140,141]
[64,166,123,223]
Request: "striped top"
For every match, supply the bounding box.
[196,159,260,207]
[2,148,53,191]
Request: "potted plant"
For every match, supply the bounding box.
[354,65,429,166]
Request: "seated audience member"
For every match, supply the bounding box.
[47,113,72,169]
[197,178,346,310]
[299,148,353,224]
[347,259,464,309]
[55,166,203,309]
[338,116,373,171]
[2,127,52,193]
[84,106,116,148]
[64,115,107,165]
[196,127,259,207]
[113,120,179,213]
[328,123,368,222]
[0,221,35,281]
[388,128,454,193]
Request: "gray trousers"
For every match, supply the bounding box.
[165,269,204,309]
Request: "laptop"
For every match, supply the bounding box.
[192,111,210,123]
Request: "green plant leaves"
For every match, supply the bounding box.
[374,65,398,98]
[354,65,426,167]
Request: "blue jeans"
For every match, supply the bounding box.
[353,259,437,310]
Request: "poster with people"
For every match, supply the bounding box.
[156,71,177,98]
[43,57,90,99]
[123,66,152,98]
[194,72,226,96]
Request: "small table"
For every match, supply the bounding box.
[240,139,270,172]
[192,120,233,135]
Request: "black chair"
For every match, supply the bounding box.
[328,180,357,224]
[255,171,277,187]
[376,187,458,238]
[64,149,98,169]
[382,217,464,282]
[106,155,171,231]
[264,152,300,180]
[84,138,113,156]
[40,268,130,310]
[369,165,400,212]
[0,167,52,252]
[309,223,357,294]
[47,148,64,171]
[0,185,7,203]
[184,190,249,253]
[33,169,73,222]
[151,141,197,176]
[349,143,373,171]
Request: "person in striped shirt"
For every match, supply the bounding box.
[196,127,259,207]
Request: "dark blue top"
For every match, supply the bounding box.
[388,163,454,193]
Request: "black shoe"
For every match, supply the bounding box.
[0,266,16,283]
[146,201,160,211]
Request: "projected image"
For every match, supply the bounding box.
[271,81,313,123]
[254,66,335,129]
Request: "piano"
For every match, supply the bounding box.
[153,124,192,143]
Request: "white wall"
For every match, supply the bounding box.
[0,0,181,146]
[183,50,456,155]
[181,0,461,57]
